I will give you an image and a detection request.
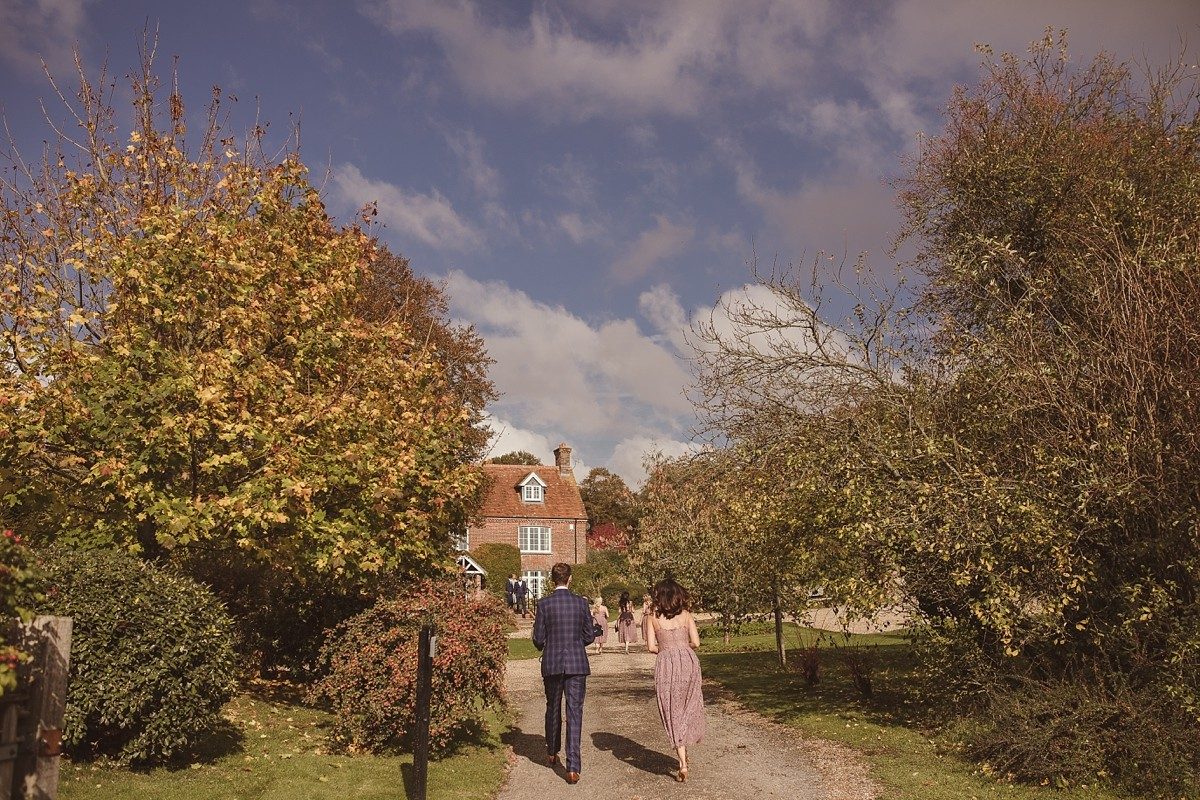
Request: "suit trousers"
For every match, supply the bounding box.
[543,673,587,773]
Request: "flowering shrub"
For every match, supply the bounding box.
[35,547,238,763]
[309,579,508,754]
[0,529,39,696]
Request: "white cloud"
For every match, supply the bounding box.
[363,0,832,120]
[442,127,500,199]
[331,163,482,251]
[442,270,695,483]
[444,270,691,435]
[610,215,694,284]
[539,155,597,206]
[482,416,554,463]
[609,435,693,488]
[638,283,690,353]
[557,212,604,244]
[0,0,90,76]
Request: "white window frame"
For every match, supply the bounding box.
[522,570,547,599]
[453,527,469,551]
[523,484,543,502]
[518,525,552,554]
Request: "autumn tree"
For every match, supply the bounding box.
[691,34,1200,790]
[358,248,495,463]
[488,450,542,465]
[633,452,766,645]
[579,466,639,544]
[0,47,487,669]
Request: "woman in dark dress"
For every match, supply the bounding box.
[616,590,639,653]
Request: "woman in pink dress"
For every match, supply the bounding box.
[646,578,705,782]
[616,590,639,653]
[591,596,609,654]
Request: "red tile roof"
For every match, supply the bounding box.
[478,464,587,520]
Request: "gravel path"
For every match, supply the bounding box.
[497,649,878,800]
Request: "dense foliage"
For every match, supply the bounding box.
[0,529,39,696]
[308,580,508,754]
[35,547,237,764]
[470,543,522,602]
[648,35,1200,794]
[571,548,642,606]
[579,467,639,541]
[488,451,542,465]
[0,51,493,672]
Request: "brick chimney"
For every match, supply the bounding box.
[553,442,573,477]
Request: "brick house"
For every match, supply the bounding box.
[462,443,587,598]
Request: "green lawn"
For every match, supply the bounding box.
[59,682,510,800]
[507,637,540,660]
[700,628,1128,800]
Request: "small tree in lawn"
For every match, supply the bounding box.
[634,452,766,646]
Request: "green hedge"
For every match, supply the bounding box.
[471,543,521,601]
[35,548,238,764]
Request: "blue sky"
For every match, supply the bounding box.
[2,0,1196,482]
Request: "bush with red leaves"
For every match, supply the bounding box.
[308,579,508,754]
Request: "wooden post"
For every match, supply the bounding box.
[410,624,435,800]
[0,694,21,800]
[15,616,72,800]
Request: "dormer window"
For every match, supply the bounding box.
[518,472,547,504]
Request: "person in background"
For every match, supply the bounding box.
[506,573,517,611]
[590,596,609,655]
[640,593,652,644]
[517,576,530,618]
[645,577,705,783]
[616,590,639,654]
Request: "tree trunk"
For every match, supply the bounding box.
[772,587,786,668]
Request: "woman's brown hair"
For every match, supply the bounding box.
[651,578,689,619]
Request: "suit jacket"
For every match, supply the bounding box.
[532,587,596,676]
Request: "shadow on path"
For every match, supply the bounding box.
[502,725,547,766]
[590,731,676,776]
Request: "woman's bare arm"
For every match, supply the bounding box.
[687,612,701,650]
[647,617,659,654]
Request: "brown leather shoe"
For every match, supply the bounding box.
[566,772,580,784]
[547,754,559,766]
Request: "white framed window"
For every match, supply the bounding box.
[518,525,552,553]
[523,570,547,599]
[453,527,469,551]
[523,484,543,502]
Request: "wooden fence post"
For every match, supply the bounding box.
[410,624,435,800]
[0,691,21,800]
[14,616,72,800]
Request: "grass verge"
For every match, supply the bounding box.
[700,629,1128,800]
[507,637,540,660]
[59,681,510,800]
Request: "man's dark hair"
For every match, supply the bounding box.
[550,562,572,586]
[651,577,690,619]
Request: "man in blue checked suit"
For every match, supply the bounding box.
[532,562,597,784]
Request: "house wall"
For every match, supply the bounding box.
[467,515,588,571]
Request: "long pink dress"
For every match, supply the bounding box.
[592,606,609,645]
[653,624,706,748]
